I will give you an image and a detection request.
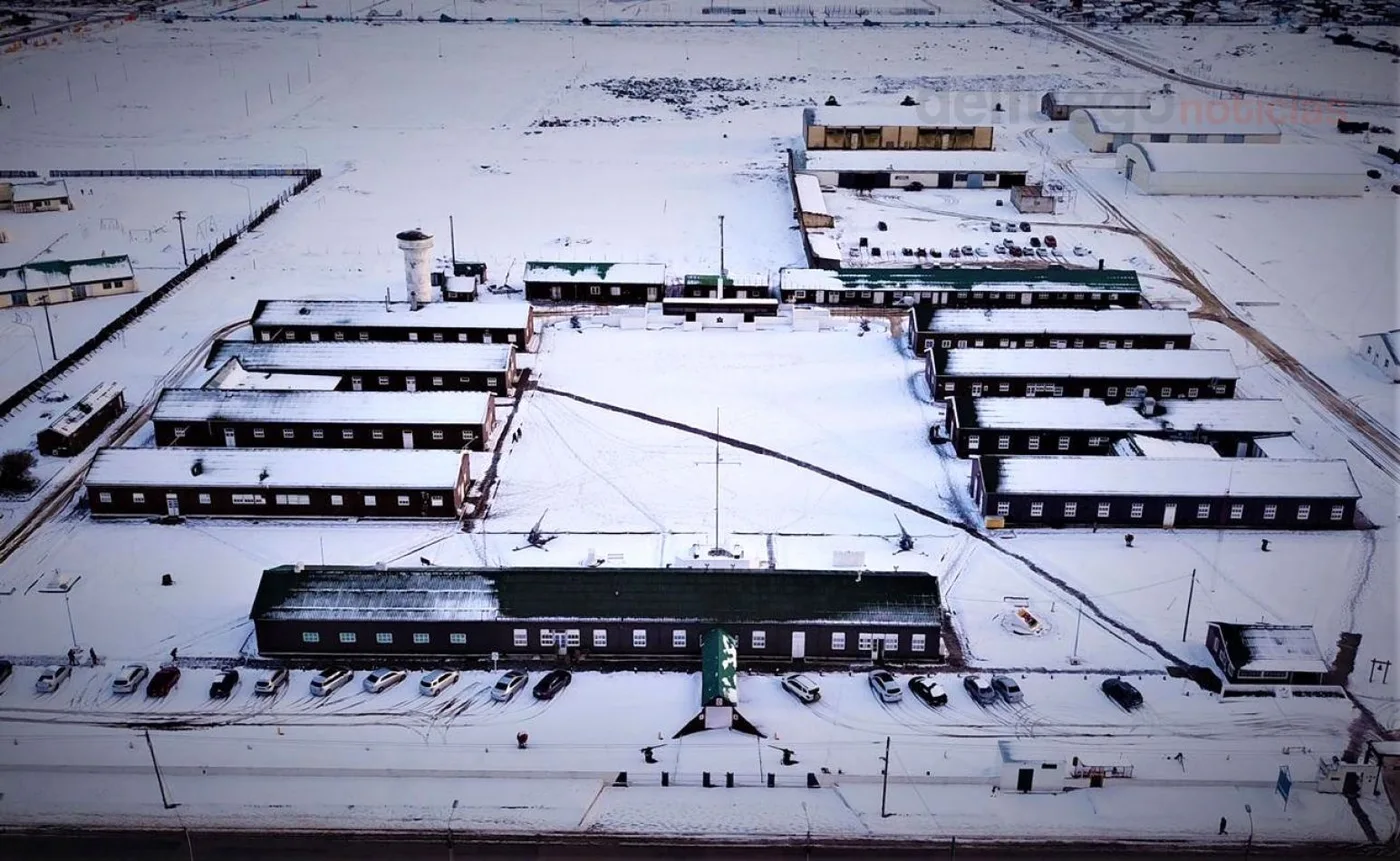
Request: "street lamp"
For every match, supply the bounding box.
[230,181,253,220]
[1244,803,1254,859]
[64,593,78,648]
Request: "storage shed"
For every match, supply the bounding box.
[799,150,1029,190]
[1206,622,1330,685]
[204,341,517,396]
[996,741,1067,793]
[793,173,834,228]
[36,382,126,457]
[86,447,471,520]
[249,299,537,352]
[248,565,943,661]
[1070,103,1283,153]
[909,307,1193,356]
[779,267,1143,309]
[7,180,72,212]
[1116,143,1364,197]
[927,348,1239,401]
[970,455,1361,530]
[1041,91,1156,121]
[1358,330,1400,382]
[523,261,667,304]
[151,389,497,452]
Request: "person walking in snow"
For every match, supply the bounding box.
[88,647,98,666]
[67,648,78,666]
[169,647,178,664]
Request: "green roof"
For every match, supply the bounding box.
[701,628,738,706]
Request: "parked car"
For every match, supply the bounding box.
[991,675,1023,704]
[1072,245,1091,257]
[1004,222,1018,232]
[963,674,997,706]
[868,670,902,703]
[989,221,1002,232]
[147,665,181,698]
[1102,677,1144,711]
[1019,221,1031,232]
[491,669,529,702]
[973,246,989,257]
[1035,247,1051,259]
[209,669,240,699]
[1008,245,1024,257]
[948,247,962,259]
[309,666,353,697]
[419,669,460,698]
[0,659,12,688]
[532,668,573,700]
[1044,235,1057,248]
[254,667,289,696]
[364,668,408,694]
[111,663,148,695]
[781,673,821,704]
[35,665,70,693]
[1029,236,1041,248]
[908,676,948,708]
[960,245,974,256]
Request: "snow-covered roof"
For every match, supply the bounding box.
[1121,142,1360,176]
[921,308,1192,337]
[781,267,1141,293]
[807,102,1000,128]
[204,358,344,391]
[1361,330,1400,364]
[205,340,514,373]
[981,456,1361,499]
[681,274,771,289]
[46,382,123,437]
[939,348,1238,380]
[1212,622,1329,675]
[65,256,135,285]
[793,173,830,215]
[1046,91,1155,108]
[802,150,1030,174]
[1251,434,1314,459]
[0,255,134,294]
[153,389,492,425]
[806,232,842,262]
[661,297,779,307]
[1072,103,1282,136]
[959,397,1294,434]
[250,300,530,331]
[0,268,24,293]
[10,180,69,203]
[1120,435,1221,458]
[523,262,666,285]
[86,447,466,490]
[23,267,70,290]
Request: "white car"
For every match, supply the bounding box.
[309,667,353,697]
[111,663,148,695]
[254,667,289,696]
[363,669,407,694]
[868,670,902,703]
[35,665,72,693]
[780,673,821,704]
[419,669,460,697]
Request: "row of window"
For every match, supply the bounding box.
[348,375,499,389]
[791,290,1126,302]
[949,381,1226,399]
[101,491,447,507]
[265,331,519,344]
[939,337,1164,350]
[299,628,932,652]
[225,427,470,441]
[995,500,1346,522]
[969,434,1111,452]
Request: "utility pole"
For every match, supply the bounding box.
[880,736,892,818]
[63,592,77,647]
[38,297,57,361]
[449,215,456,268]
[695,408,738,557]
[1071,601,1083,664]
[144,730,176,809]
[1181,568,1196,642]
[173,211,189,267]
[718,215,726,281]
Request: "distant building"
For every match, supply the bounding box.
[1010,184,1057,214]
[1116,143,1364,197]
[793,173,834,228]
[248,299,537,352]
[1206,622,1330,686]
[249,565,944,662]
[151,389,497,452]
[1070,104,1283,153]
[204,341,518,396]
[778,267,1143,309]
[36,382,126,457]
[798,150,1029,191]
[1358,330,1400,381]
[1041,91,1156,121]
[908,307,1194,356]
[523,261,668,305]
[0,255,137,309]
[926,348,1239,401]
[2,180,72,213]
[86,447,471,520]
[970,455,1361,530]
[802,105,995,151]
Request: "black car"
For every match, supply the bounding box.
[908,676,948,708]
[532,669,572,700]
[209,669,240,699]
[1019,221,1031,232]
[147,665,181,698]
[1102,677,1143,711]
[0,659,12,688]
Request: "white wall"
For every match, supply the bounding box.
[1359,334,1400,381]
[1129,166,1366,197]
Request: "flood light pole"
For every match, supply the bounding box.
[63,593,77,647]
[880,736,892,817]
[718,215,726,280]
[173,210,188,267]
[1181,568,1197,643]
[37,296,57,361]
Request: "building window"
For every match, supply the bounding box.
[1072,339,1084,348]
[397,495,410,506]
[430,496,444,507]
[968,435,980,450]
[884,634,899,652]
[339,632,356,644]
[330,494,344,506]
[1027,436,1040,451]
[1230,504,1244,520]
[1263,504,1277,520]
[1088,437,1107,447]
[610,287,622,297]
[376,633,393,644]
[565,630,580,647]
[1058,436,1070,451]
[377,377,390,387]
[431,430,444,441]
[432,377,443,387]
[432,333,443,342]
[364,494,377,506]
[1130,503,1144,518]
[457,334,467,342]
[1122,339,1134,349]
[98,492,112,504]
[1097,502,1111,518]
[302,632,320,643]
[372,430,384,440]
[752,630,766,649]
[408,333,419,342]
[334,332,345,341]
[858,633,875,651]
[1187,388,1199,399]
[253,428,265,438]
[632,629,647,648]
[359,332,370,341]
[831,632,846,650]
[413,633,430,645]
[462,430,474,441]
[1030,502,1044,518]
[342,429,354,439]
[274,494,311,506]
[450,633,467,645]
[996,501,1010,516]
[672,629,687,648]
[940,339,952,348]
[459,376,471,385]
[132,492,146,504]
[944,382,955,392]
[1161,387,1172,398]
[911,634,926,652]
[1107,387,1118,398]
[1064,502,1077,518]
[589,286,601,296]
[279,428,294,440]
[198,493,211,505]
[1297,504,1311,520]
[487,377,499,389]
[593,629,607,648]
[1330,505,1345,521]
[1099,340,1116,349]
[231,493,265,505]
[513,629,528,647]
[539,629,556,647]
[1197,504,1210,519]
[998,383,1010,393]
[312,429,324,439]
[998,436,1010,451]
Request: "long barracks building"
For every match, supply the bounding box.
[777,267,1143,309]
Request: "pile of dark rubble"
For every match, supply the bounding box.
[587,76,804,117]
[533,116,658,128]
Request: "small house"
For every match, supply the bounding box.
[36,382,126,457]
[1358,330,1400,381]
[5,180,73,213]
[996,741,1066,793]
[1206,622,1331,685]
[793,173,834,228]
[523,261,667,304]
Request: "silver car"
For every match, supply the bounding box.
[363,669,407,694]
[254,667,289,696]
[35,665,71,693]
[781,673,821,704]
[111,663,148,695]
[490,669,528,702]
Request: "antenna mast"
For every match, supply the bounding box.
[714,408,721,552]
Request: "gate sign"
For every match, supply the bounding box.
[1276,765,1292,805]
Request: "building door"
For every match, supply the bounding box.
[1162,503,1177,528]
[967,173,983,190]
[647,288,659,302]
[223,428,236,448]
[1017,768,1035,793]
[550,286,562,301]
[937,172,954,189]
[814,291,825,304]
[351,376,363,392]
[846,131,860,149]
[1020,292,1032,305]
[405,376,417,392]
[165,494,180,517]
[1082,388,1091,397]
[791,631,806,660]
[1344,772,1361,796]
[402,430,414,449]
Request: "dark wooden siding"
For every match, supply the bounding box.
[781,288,1142,310]
[88,483,461,519]
[913,330,1191,358]
[524,282,664,305]
[251,368,512,396]
[948,425,1271,459]
[36,392,127,457]
[930,367,1236,402]
[981,491,1356,530]
[252,323,531,351]
[154,416,492,452]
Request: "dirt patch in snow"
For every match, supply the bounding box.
[586,75,807,117]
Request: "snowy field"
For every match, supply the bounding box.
[0,5,1396,844]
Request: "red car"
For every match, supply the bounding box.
[1044,235,1058,249]
[147,665,180,698]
